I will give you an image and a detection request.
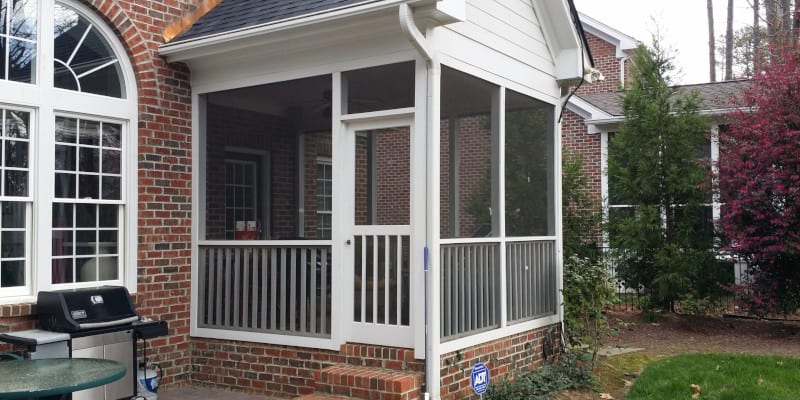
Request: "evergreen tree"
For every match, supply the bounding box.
[606,41,726,311]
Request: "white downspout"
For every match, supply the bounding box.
[400,4,438,400]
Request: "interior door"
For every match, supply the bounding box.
[345,117,414,347]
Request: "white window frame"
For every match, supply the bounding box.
[0,0,137,304]
[316,157,332,239]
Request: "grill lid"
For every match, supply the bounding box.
[37,286,139,332]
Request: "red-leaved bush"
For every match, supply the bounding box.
[719,49,800,316]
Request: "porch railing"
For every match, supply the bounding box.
[440,239,557,341]
[440,242,500,340]
[198,242,332,338]
[506,240,557,323]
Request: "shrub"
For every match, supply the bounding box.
[562,255,617,366]
[485,353,593,400]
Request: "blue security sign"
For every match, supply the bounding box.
[471,362,490,396]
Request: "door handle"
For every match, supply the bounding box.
[346,239,352,245]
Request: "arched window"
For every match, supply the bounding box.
[0,0,136,300]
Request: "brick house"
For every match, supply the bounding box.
[0,1,596,399]
[562,13,749,269]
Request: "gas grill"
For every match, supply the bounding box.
[0,286,167,400]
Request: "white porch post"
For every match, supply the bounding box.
[425,56,442,399]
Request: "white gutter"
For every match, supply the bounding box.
[160,0,426,60]
[399,4,432,61]
[399,3,438,399]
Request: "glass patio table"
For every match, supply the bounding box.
[0,358,126,400]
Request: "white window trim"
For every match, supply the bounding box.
[316,157,332,239]
[0,0,137,304]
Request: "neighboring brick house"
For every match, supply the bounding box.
[563,13,750,251]
[0,1,596,400]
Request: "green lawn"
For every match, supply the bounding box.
[625,353,800,400]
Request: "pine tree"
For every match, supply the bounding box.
[606,41,726,311]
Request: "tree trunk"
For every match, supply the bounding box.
[708,0,717,82]
[783,0,792,38]
[766,0,782,45]
[726,0,734,80]
[754,0,761,73]
[795,0,800,44]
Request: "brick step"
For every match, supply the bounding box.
[312,364,423,400]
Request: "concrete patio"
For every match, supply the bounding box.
[159,387,279,400]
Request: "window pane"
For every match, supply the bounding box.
[5,140,27,167]
[103,149,121,174]
[0,37,5,80]
[53,4,123,98]
[55,144,76,170]
[98,204,117,227]
[6,110,29,138]
[55,116,77,143]
[102,123,121,148]
[54,173,75,197]
[79,120,100,145]
[440,66,498,238]
[4,170,26,196]
[52,203,73,227]
[79,147,98,172]
[52,230,72,256]
[51,258,73,284]
[96,256,117,280]
[53,60,78,90]
[504,89,554,236]
[1,260,24,287]
[8,37,34,82]
[75,231,95,255]
[2,231,24,257]
[99,230,117,252]
[102,176,120,200]
[78,174,98,198]
[76,204,95,227]
[9,0,37,40]
[2,201,24,228]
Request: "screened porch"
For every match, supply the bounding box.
[192,60,559,351]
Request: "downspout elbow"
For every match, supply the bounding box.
[399,3,433,62]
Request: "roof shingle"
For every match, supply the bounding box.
[174,0,375,43]
[578,80,751,117]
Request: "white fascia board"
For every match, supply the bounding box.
[578,12,639,58]
[533,0,588,85]
[566,96,616,134]
[160,0,464,63]
[161,0,426,62]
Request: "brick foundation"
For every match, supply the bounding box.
[439,323,562,400]
[190,340,424,398]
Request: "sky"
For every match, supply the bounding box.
[572,0,754,85]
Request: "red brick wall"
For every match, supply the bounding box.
[578,32,633,95]
[439,323,562,400]
[191,340,424,398]
[561,111,602,206]
[373,127,411,225]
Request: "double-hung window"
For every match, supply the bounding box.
[0,0,136,301]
